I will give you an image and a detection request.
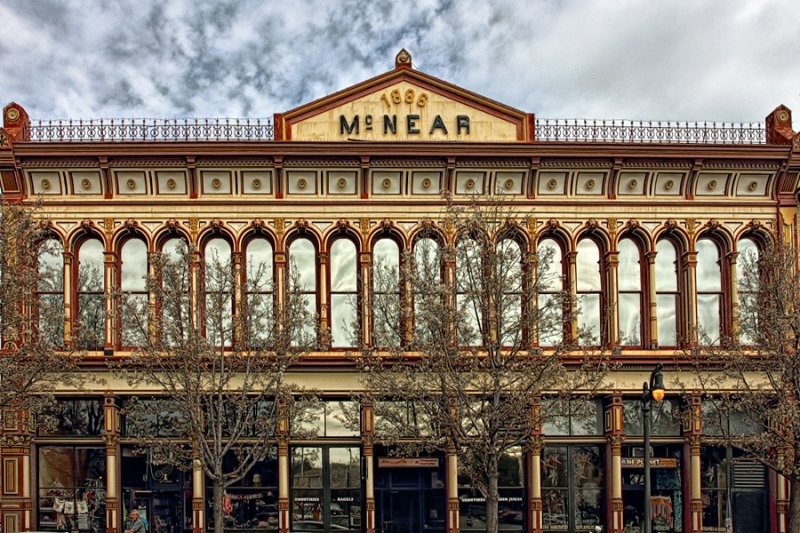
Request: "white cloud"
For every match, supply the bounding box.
[0,0,798,127]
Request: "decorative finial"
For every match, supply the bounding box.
[395,49,412,69]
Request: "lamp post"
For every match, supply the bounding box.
[641,363,665,533]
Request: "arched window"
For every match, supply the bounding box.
[576,239,602,345]
[456,236,482,347]
[617,238,643,347]
[245,237,274,348]
[537,238,564,346]
[655,239,679,347]
[204,237,232,347]
[120,238,148,347]
[737,237,759,345]
[497,237,524,347]
[37,237,64,347]
[160,236,190,345]
[77,238,105,349]
[412,236,442,345]
[288,237,317,345]
[372,238,400,348]
[330,238,357,348]
[696,238,723,345]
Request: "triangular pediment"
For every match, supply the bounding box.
[274,50,533,142]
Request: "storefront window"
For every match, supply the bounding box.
[621,444,682,533]
[458,447,525,532]
[623,398,682,436]
[541,398,603,436]
[38,446,106,533]
[210,452,279,531]
[294,400,359,437]
[542,445,604,532]
[39,398,104,436]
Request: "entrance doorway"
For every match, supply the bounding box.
[373,456,445,533]
[291,446,362,533]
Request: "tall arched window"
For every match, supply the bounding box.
[289,237,317,345]
[497,237,523,347]
[37,237,64,347]
[576,239,602,345]
[330,238,357,348]
[737,237,759,345]
[617,238,643,347]
[204,237,232,347]
[696,238,723,345]
[245,237,274,347]
[372,238,400,348]
[412,236,442,345]
[537,238,564,346]
[456,236,482,347]
[655,239,679,347]
[120,238,148,347]
[77,238,105,349]
[160,236,190,345]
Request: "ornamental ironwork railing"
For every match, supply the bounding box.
[23,116,766,144]
[534,118,766,144]
[27,118,275,142]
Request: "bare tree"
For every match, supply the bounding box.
[0,201,84,433]
[687,235,800,532]
[358,196,609,533]
[117,239,317,533]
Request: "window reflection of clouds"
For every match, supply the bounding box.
[696,238,722,343]
[576,239,601,344]
[655,240,679,347]
[78,239,105,349]
[737,237,759,345]
[498,239,522,346]
[618,239,642,346]
[330,240,357,348]
[121,239,147,291]
[537,238,563,346]
[290,238,316,290]
[246,238,274,286]
[456,238,482,346]
[372,238,400,348]
[205,238,232,346]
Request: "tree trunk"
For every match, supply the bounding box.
[486,461,500,533]
[213,478,225,533]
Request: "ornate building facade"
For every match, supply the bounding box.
[2,50,800,533]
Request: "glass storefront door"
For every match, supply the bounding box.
[291,446,362,533]
[621,444,682,533]
[373,454,446,533]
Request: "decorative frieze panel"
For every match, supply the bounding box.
[410,171,442,195]
[242,170,273,195]
[537,171,568,195]
[618,172,647,196]
[575,171,606,196]
[653,172,684,196]
[327,170,358,195]
[201,170,232,194]
[156,170,188,195]
[28,171,62,195]
[735,173,771,197]
[69,170,103,195]
[455,171,486,195]
[695,172,730,197]
[286,170,318,195]
[494,171,525,195]
[115,170,147,195]
[371,171,402,195]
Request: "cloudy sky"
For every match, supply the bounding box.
[1,0,799,126]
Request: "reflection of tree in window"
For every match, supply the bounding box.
[371,238,400,348]
[204,238,233,347]
[537,238,564,346]
[37,237,64,347]
[330,239,357,348]
[497,238,523,347]
[160,238,190,345]
[456,236,482,347]
[412,236,442,344]
[77,239,105,350]
[120,238,148,347]
[289,238,317,345]
[696,238,722,345]
[736,237,759,345]
[617,238,642,346]
[245,237,274,347]
[576,239,601,345]
[655,239,679,347]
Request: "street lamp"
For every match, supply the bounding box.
[641,363,665,533]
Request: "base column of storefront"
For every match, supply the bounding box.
[192,452,204,533]
[606,394,624,533]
